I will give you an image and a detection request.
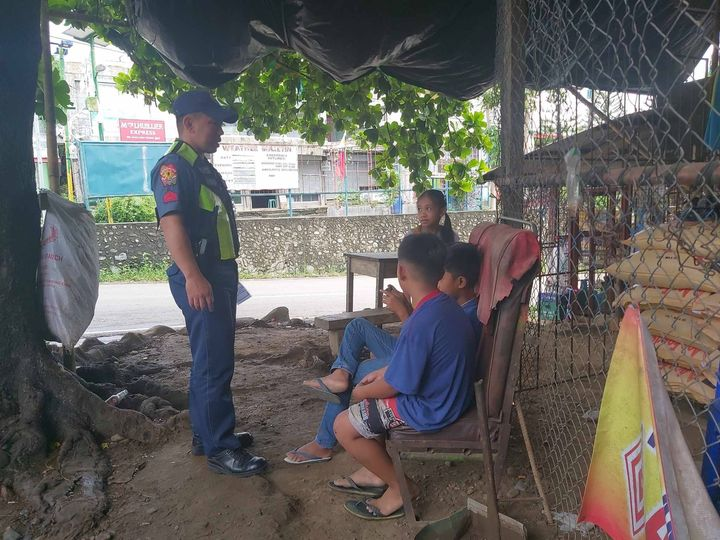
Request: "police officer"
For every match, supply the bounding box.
[151,90,267,477]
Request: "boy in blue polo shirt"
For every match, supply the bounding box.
[287,241,483,467]
[333,234,476,520]
[438,242,483,342]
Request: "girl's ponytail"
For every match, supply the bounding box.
[440,211,456,246]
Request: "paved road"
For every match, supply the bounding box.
[86,275,400,336]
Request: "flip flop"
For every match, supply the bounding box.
[301,378,343,404]
[343,499,405,521]
[283,448,332,465]
[328,478,387,497]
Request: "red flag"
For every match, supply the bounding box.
[335,150,346,179]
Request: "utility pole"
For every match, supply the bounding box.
[56,42,74,201]
[89,34,104,141]
[88,33,111,220]
[40,0,60,192]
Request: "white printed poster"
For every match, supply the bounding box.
[213,144,299,191]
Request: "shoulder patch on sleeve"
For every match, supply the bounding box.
[159,163,177,186]
[162,190,179,203]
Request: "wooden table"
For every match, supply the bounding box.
[344,252,398,311]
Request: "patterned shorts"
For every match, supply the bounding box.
[347,398,406,439]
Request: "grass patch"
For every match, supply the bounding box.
[100,263,346,283]
[239,264,345,280]
[100,263,169,283]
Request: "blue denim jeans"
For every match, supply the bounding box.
[167,261,241,457]
[315,318,397,448]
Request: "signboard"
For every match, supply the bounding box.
[578,305,720,539]
[119,119,166,142]
[77,141,169,201]
[213,143,298,190]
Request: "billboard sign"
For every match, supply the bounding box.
[77,141,169,200]
[119,119,166,142]
[213,143,299,190]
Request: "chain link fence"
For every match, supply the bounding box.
[492,0,720,535]
[225,184,496,217]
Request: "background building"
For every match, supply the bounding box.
[35,24,495,214]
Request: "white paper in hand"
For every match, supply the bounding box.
[237,282,252,305]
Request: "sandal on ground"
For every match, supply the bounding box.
[328,477,386,497]
[301,378,343,404]
[283,448,332,465]
[343,499,405,520]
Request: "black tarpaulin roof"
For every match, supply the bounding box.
[127,0,714,99]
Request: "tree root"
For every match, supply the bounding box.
[0,6,173,535]
[10,429,110,539]
[126,377,188,410]
[0,343,166,538]
[42,352,163,445]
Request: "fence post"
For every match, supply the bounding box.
[105,197,114,224]
[343,175,349,216]
[288,188,293,217]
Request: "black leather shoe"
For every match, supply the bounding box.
[191,432,254,456]
[207,448,268,477]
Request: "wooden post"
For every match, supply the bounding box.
[496,0,528,221]
[475,380,501,540]
[345,256,354,312]
[40,0,59,193]
[515,400,554,524]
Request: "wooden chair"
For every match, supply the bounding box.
[386,222,541,524]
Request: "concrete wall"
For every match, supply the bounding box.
[97,223,168,268]
[96,211,495,274]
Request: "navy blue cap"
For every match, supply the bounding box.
[171,90,238,124]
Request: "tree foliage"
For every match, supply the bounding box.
[50,0,492,195]
[35,59,73,125]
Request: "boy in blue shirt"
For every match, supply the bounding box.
[333,234,476,520]
[438,242,483,343]
[286,242,483,467]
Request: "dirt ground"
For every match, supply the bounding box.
[0,321,558,540]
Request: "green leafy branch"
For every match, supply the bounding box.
[35,59,73,125]
[49,0,495,193]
